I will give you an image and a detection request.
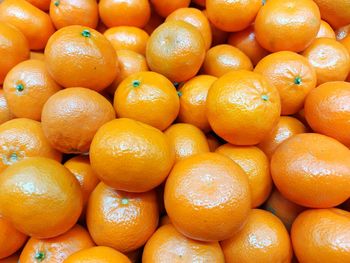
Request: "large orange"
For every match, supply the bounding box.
[0,90,13,125]
[150,0,190,18]
[313,0,350,28]
[316,20,336,39]
[65,246,131,263]
[202,9,228,46]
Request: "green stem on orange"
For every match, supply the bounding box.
[81,29,91,38]
[132,80,140,88]
[54,0,60,6]
[261,94,269,101]
[35,252,45,262]
[294,76,302,85]
[16,83,24,92]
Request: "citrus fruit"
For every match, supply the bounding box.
[313,0,350,28]
[65,246,131,263]
[150,0,190,18]
[316,20,336,39]
[0,90,14,125]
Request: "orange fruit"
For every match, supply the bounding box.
[316,20,336,39]
[65,246,131,263]
[341,35,350,81]
[164,152,251,241]
[113,71,179,131]
[99,0,150,28]
[146,21,206,83]
[0,253,20,263]
[0,118,62,173]
[202,9,228,46]
[177,75,217,132]
[3,59,61,121]
[150,0,190,18]
[202,44,253,77]
[206,0,262,32]
[25,0,50,11]
[221,209,293,263]
[45,25,118,91]
[0,157,83,239]
[271,133,350,208]
[0,0,55,50]
[143,224,225,263]
[19,225,94,263]
[90,118,174,192]
[29,51,45,61]
[313,0,350,28]
[254,51,317,115]
[143,10,164,35]
[50,0,99,29]
[206,70,281,145]
[258,116,307,159]
[206,133,222,152]
[292,208,350,263]
[336,24,350,41]
[216,144,272,208]
[0,90,13,125]
[302,38,350,85]
[255,0,321,52]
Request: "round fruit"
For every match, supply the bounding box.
[65,246,131,263]
[151,0,190,18]
[313,0,350,28]
[26,0,50,11]
[202,9,228,46]
[0,90,14,125]
[316,20,336,39]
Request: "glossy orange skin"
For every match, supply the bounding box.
[258,116,307,159]
[254,51,317,115]
[50,0,99,29]
[271,133,350,208]
[221,209,293,263]
[316,20,336,38]
[177,75,217,132]
[0,90,13,125]
[0,118,61,173]
[164,153,251,242]
[3,60,61,121]
[87,182,159,253]
[206,133,221,152]
[143,224,225,263]
[146,21,206,83]
[255,0,321,52]
[151,0,190,18]
[206,0,261,32]
[216,144,272,208]
[207,70,281,146]
[99,0,150,28]
[65,246,131,263]
[202,44,253,77]
[0,157,83,239]
[336,24,350,41]
[0,0,55,50]
[292,208,350,263]
[20,225,94,263]
[313,0,350,28]
[202,9,228,46]
[29,51,45,61]
[25,0,50,11]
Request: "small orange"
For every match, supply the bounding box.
[336,24,350,41]
[206,133,222,152]
[313,0,350,28]
[29,51,45,61]
[25,0,50,11]
[65,246,131,263]
[316,20,336,39]
[202,44,253,77]
[150,0,190,18]
[143,10,164,35]
[0,90,13,125]
[202,9,228,46]
[341,35,350,81]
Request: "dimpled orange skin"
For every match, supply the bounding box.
[0,0,55,50]
[271,133,350,208]
[45,26,118,91]
[25,0,50,11]
[0,118,62,173]
[19,225,94,263]
[0,90,14,125]
[90,118,174,192]
[177,75,217,132]
[151,0,190,18]
[254,51,317,115]
[316,20,336,39]
[164,152,251,242]
[313,0,350,29]
[50,0,99,29]
[146,21,206,83]
[206,70,281,146]
[0,157,83,239]
[206,0,261,32]
[65,246,131,263]
[113,71,179,131]
[202,9,228,47]
[202,44,253,77]
[221,209,293,263]
[255,0,321,53]
[41,87,116,154]
[3,60,61,121]
[258,116,307,159]
[292,208,350,263]
[87,183,159,253]
[216,144,272,208]
[143,224,225,263]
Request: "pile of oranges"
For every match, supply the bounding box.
[0,0,350,262]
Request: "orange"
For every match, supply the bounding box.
[221,209,293,263]
[313,0,350,28]
[0,0,55,50]
[177,75,217,132]
[113,71,179,131]
[0,118,62,173]
[255,0,321,52]
[25,0,50,11]
[164,152,251,241]
[19,225,94,263]
[150,0,190,18]
[65,246,131,263]
[316,20,336,39]
[271,133,350,208]
[202,9,228,46]
[341,35,350,81]
[216,144,272,208]
[202,44,253,77]
[258,116,307,159]
[29,51,45,61]
[146,21,206,83]
[143,10,164,35]
[227,24,269,66]
[87,182,158,253]
[206,70,281,146]
[3,59,61,121]
[336,24,350,41]
[143,224,225,263]
[0,90,13,125]
[302,38,350,85]
[206,0,262,32]
[292,208,350,263]
[99,0,150,28]
[206,133,222,152]
[0,253,20,263]
[90,118,174,192]
[50,0,98,29]
[0,157,83,239]
[254,51,317,115]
